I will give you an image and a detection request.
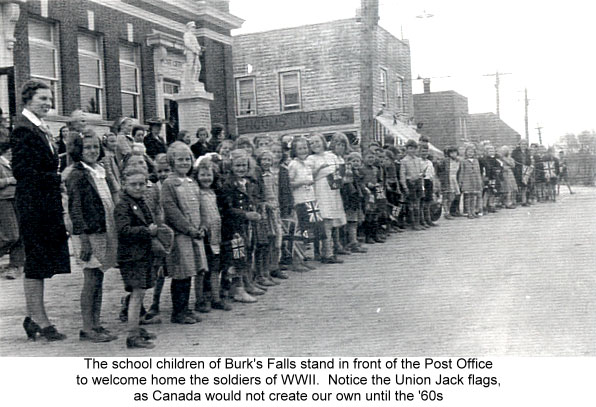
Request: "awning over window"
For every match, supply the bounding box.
[375,114,442,156]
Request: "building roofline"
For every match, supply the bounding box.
[233,18,358,38]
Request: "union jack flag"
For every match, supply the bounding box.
[305,201,323,223]
[374,185,386,200]
[231,234,245,259]
[543,161,556,179]
[522,165,533,185]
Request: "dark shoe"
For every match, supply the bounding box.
[444,213,455,220]
[93,326,118,341]
[365,237,376,244]
[373,236,386,243]
[80,329,114,343]
[194,301,212,313]
[187,309,202,322]
[126,335,155,349]
[40,325,67,341]
[145,306,159,319]
[23,317,41,341]
[138,327,157,340]
[256,276,277,286]
[140,313,162,325]
[350,245,368,253]
[335,248,351,255]
[301,262,317,270]
[170,313,197,324]
[270,269,289,279]
[245,284,266,296]
[412,225,425,231]
[321,256,344,264]
[211,300,233,311]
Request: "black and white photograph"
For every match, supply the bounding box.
[0,0,594,404]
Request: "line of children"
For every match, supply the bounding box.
[18,122,571,349]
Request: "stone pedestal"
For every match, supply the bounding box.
[173,88,214,144]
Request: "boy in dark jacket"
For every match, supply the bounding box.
[114,167,158,349]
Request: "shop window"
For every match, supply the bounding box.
[78,32,105,116]
[279,70,301,111]
[236,77,256,116]
[380,68,388,107]
[119,44,141,119]
[28,19,61,114]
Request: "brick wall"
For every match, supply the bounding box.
[414,90,469,150]
[233,19,362,133]
[14,0,236,133]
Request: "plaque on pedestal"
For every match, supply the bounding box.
[174,89,214,144]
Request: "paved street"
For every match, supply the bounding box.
[1,188,594,357]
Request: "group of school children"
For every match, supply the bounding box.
[0,117,570,349]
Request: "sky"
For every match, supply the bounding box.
[229,0,596,146]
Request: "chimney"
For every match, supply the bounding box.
[361,0,379,26]
[423,78,431,93]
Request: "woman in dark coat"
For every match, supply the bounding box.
[10,79,71,341]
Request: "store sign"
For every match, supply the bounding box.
[238,107,354,134]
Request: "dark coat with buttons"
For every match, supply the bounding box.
[217,174,262,242]
[10,115,70,278]
[143,132,167,160]
[114,191,153,264]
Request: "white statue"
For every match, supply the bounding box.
[182,21,203,92]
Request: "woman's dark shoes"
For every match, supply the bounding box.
[40,325,67,341]
[23,317,41,340]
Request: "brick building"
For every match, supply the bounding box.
[413,87,469,151]
[413,83,520,150]
[231,13,423,148]
[467,112,521,147]
[0,0,242,135]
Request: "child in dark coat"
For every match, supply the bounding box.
[217,149,263,303]
[114,167,158,349]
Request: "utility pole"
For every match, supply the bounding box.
[535,124,543,145]
[359,0,379,149]
[524,88,529,140]
[483,71,511,118]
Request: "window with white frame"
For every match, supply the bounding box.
[119,43,141,119]
[279,70,301,111]
[28,19,61,114]
[380,68,388,107]
[163,81,179,97]
[78,33,105,116]
[236,77,256,116]
[396,75,404,113]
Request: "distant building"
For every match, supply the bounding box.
[0,0,242,135]
[467,112,521,147]
[232,15,428,148]
[413,81,520,150]
[413,88,469,151]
